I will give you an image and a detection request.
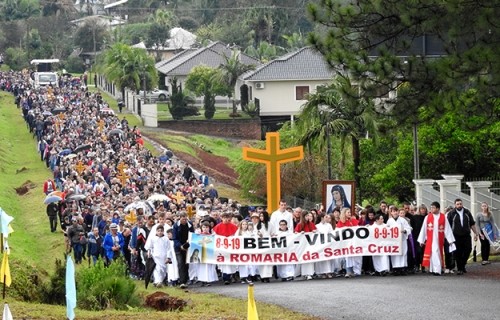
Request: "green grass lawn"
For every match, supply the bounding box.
[157,103,253,121]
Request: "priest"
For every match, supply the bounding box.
[417,202,455,275]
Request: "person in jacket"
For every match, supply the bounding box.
[103,223,125,265]
[172,213,194,288]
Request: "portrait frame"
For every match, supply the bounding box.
[322,180,356,214]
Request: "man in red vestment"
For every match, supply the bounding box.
[417,202,455,275]
[213,212,238,284]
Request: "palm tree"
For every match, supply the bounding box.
[295,76,378,200]
[217,50,256,115]
[99,43,158,99]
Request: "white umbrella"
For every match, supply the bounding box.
[64,154,77,160]
[147,194,171,202]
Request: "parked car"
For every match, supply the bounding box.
[137,88,170,101]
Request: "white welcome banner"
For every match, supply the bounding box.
[187,226,403,265]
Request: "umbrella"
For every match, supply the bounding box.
[42,111,53,116]
[64,154,77,160]
[147,194,171,202]
[44,195,62,204]
[48,191,65,199]
[52,108,66,115]
[144,256,156,289]
[73,144,91,154]
[66,194,87,202]
[108,129,124,136]
[124,203,137,213]
[100,108,115,115]
[59,149,72,156]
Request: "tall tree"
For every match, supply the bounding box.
[307,0,499,123]
[216,50,256,115]
[185,65,226,119]
[1,0,40,21]
[295,77,378,199]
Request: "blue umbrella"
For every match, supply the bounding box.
[44,195,62,204]
[59,149,72,156]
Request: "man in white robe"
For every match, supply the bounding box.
[417,202,455,275]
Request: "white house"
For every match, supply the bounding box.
[236,47,337,118]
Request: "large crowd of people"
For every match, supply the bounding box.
[0,71,497,289]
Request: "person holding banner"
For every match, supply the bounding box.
[276,220,295,281]
[255,211,275,282]
[387,206,412,275]
[371,214,390,276]
[237,220,257,284]
[475,202,498,265]
[213,212,238,285]
[315,213,334,278]
[196,222,218,286]
[295,210,317,280]
[417,202,455,276]
[337,208,361,278]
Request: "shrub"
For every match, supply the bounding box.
[77,259,139,311]
[10,257,45,302]
[39,256,67,305]
[168,78,199,119]
[4,48,29,71]
[243,101,259,118]
[63,56,85,73]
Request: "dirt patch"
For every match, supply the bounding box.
[144,291,188,311]
[16,167,29,174]
[178,149,239,188]
[144,133,239,188]
[15,180,36,195]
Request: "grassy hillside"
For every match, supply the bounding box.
[0,92,63,270]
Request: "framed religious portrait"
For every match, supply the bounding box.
[322,180,356,214]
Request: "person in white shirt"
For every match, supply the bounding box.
[270,200,293,235]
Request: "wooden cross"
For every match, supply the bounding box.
[117,162,128,175]
[98,120,105,133]
[117,173,130,186]
[58,113,65,120]
[74,160,87,175]
[170,191,185,204]
[243,132,303,212]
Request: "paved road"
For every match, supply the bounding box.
[193,262,500,320]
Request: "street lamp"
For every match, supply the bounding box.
[320,107,332,180]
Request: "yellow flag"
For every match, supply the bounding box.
[247,284,259,320]
[0,252,11,287]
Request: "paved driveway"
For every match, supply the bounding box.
[193,262,500,320]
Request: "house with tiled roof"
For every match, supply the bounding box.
[236,47,338,118]
[156,41,260,92]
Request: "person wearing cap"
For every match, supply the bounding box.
[103,222,125,265]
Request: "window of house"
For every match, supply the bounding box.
[295,86,309,100]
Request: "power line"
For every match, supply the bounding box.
[101,5,303,12]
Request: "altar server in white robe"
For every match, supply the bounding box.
[315,213,334,278]
[145,225,173,287]
[276,219,295,281]
[387,206,412,275]
[370,214,390,275]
